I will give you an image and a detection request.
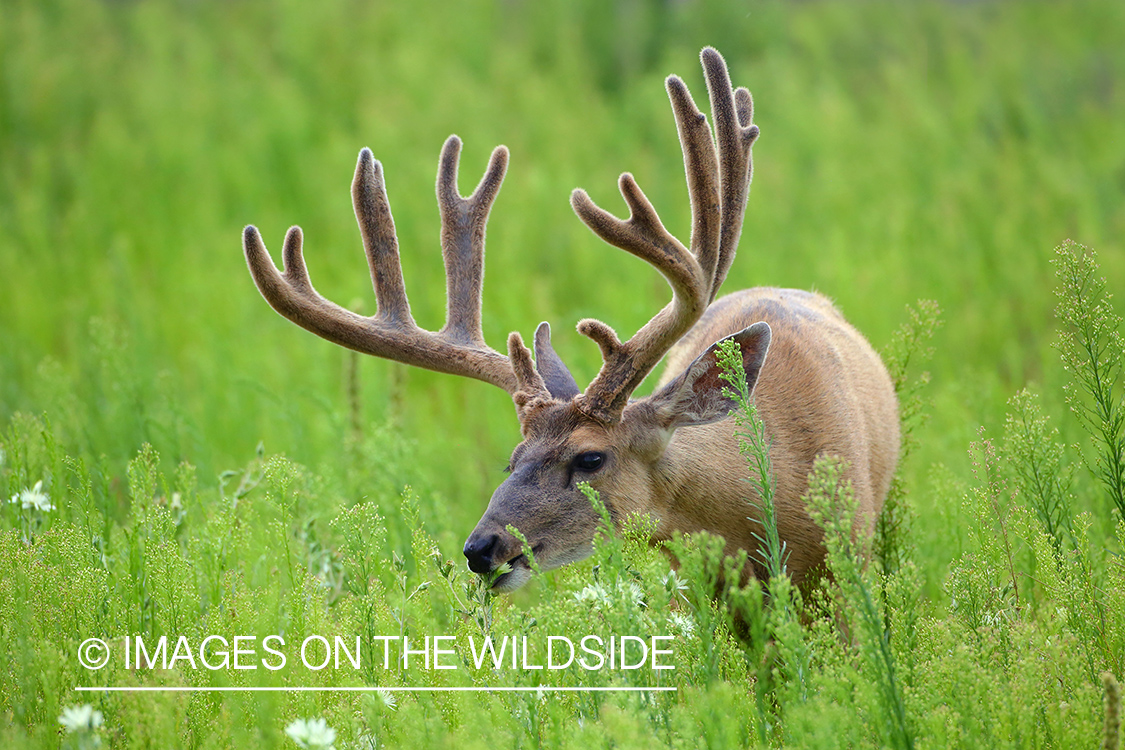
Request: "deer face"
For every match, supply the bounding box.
[463,322,770,591]
[463,405,623,592]
[463,404,671,592]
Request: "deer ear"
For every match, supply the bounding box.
[534,322,581,400]
[647,322,771,429]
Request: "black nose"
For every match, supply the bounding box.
[463,533,500,575]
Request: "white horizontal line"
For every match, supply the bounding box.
[75,686,676,693]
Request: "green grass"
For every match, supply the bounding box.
[1,0,1124,747]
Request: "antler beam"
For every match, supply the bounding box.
[244,136,520,394]
[570,47,759,421]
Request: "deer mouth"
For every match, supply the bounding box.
[488,545,544,592]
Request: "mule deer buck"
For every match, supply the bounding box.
[243,48,899,592]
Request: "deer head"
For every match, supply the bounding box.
[244,48,764,591]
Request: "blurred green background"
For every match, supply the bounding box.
[1,0,1123,581]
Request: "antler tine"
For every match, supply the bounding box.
[244,221,392,356]
[702,46,760,301]
[437,135,509,346]
[667,71,721,294]
[353,148,413,325]
[508,331,551,420]
[570,174,705,301]
[569,48,755,421]
[244,143,519,395]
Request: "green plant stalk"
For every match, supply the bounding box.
[715,338,787,579]
[806,456,915,750]
[1003,388,1074,551]
[874,299,940,580]
[1054,242,1125,521]
[506,523,542,576]
[714,338,810,704]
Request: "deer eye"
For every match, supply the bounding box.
[573,452,606,473]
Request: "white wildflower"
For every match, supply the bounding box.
[667,611,696,636]
[663,569,689,601]
[621,580,644,608]
[573,582,609,605]
[11,480,54,512]
[375,688,397,711]
[285,717,337,750]
[58,703,104,732]
[574,579,644,609]
[354,733,379,750]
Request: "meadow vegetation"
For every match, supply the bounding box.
[1,0,1124,747]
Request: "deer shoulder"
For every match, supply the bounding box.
[654,287,899,585]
